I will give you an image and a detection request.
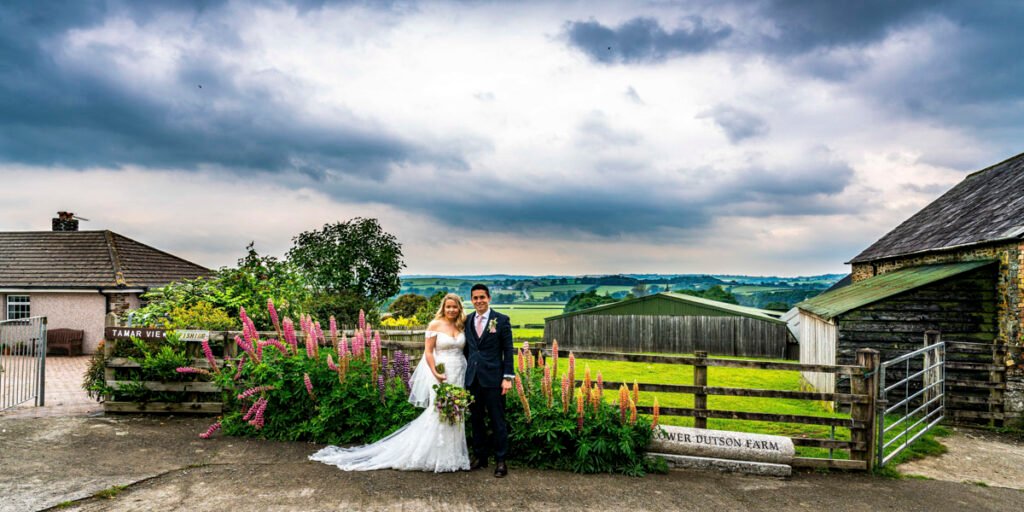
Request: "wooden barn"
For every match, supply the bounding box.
[544,292,794,358]
[787,151,1023,424]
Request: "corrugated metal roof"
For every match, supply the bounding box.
[795,260,996,320]
[545,292,784,323]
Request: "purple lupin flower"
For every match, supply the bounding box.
[396,351,411,389]
[198,420,221,439]
[314,320,325,347]
[249,397,268,429]
[358,309,366,331]
[377,373,385,402]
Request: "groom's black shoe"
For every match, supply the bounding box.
[494,461,508,478]
[471,458,488,470]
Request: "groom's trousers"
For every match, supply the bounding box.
[469,384,509,462]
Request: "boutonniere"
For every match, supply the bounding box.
[488,319,498,334]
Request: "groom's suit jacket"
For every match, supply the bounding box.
[464,310,514,388]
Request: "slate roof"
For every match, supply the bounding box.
[0,230,211,289]
[795,260,996,320]
[849,152,1024,263]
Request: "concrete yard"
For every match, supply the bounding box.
[1,414,1022,512]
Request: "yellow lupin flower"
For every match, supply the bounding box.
[576,387,585,431]
[583,365,591,393]
[629,396,638,425]
[652,397,660,430]
[632,379,639,405]
[618,384,629,423]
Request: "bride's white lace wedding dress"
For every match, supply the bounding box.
[309,330,471,472]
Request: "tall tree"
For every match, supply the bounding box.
[287,218,405,310]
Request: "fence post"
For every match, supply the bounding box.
[694,350,708,429]
[851,348,879,469]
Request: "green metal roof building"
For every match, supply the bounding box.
[544,292,794,358]
[786,260,999,393]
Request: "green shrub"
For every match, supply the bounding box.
[162,301,237,331]
[505,351,666,476]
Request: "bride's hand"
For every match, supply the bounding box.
[434,372,447,382]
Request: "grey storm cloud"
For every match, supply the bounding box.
[698,106,769,143]
[0,1,464,177]
[563,16,732,64]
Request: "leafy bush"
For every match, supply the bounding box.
[414,291,446,325]
[505,346,666,476]
[161,301,237,331]
[564,291,619,313]
[380,316,421,328]
[88,332,215,404]
[388,293,427,319]
[197,308,418,443]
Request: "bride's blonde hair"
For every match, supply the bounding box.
[433,292,466,330]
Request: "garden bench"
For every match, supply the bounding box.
[47,328,84,356]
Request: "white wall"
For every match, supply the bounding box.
[31,293,107,354]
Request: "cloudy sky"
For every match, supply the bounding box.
[2,1,1022,276]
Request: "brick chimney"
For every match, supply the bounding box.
[52,211,79,232]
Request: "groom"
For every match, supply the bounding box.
[464,283,515,477]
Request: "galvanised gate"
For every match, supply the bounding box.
[0,316,47,411]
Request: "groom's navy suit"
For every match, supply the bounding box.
[464,310,514,463]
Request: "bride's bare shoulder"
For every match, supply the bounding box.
[426,319,444,331]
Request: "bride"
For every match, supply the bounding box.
[309,293,471,472]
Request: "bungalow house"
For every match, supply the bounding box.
[0,214,211,354]
[785,152,1023,424]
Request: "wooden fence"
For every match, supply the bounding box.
[545,315,795,359]
[550,347,881,470]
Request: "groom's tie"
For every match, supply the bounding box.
[475,314,484,338]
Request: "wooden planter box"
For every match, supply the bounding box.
[102,339,228,415]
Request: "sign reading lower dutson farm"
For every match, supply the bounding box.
[649,425,795,464]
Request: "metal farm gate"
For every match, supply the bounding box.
[0,317,47,411]
[876,341,945,466]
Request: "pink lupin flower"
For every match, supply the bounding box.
[239,306,250,329]
[201,338,220,373]
[305,326,317,359]
[283,317,298,353]
[329,316,339,346]
[259,339,288,355]
[327,354,338,371]
[176,366,210,376]
[358,309,366,331]
[304,373,316,400]
[249,397,269,429]
[551,340,559,379]
[237,385,276,400]
[314,320,324,346]
[199,420,222,439]
[233,354,246,381]
[338,332,348,358]
[268,298,283,338]
[596,371,604,395]
[523,340,530,352]
[235,335,259,364]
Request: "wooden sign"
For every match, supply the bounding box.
[105,327,167,341]
[176,330,210,342]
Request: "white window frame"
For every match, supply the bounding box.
[6,295,30,320]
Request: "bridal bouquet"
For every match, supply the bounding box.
[433,382,474,425]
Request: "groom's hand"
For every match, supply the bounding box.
[501,379,512,395]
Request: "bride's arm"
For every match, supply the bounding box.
[425,321,446,382]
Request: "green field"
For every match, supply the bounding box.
[726,285,781,295]
[488,304,563,326]
[590,285,634,295]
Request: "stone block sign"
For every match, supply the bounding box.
[649,425,794,465]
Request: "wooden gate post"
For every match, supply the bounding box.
[694,350,708,429]
[851,348,880,469]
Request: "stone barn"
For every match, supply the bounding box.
[544,292,794,358]
[788,152,1023,425]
